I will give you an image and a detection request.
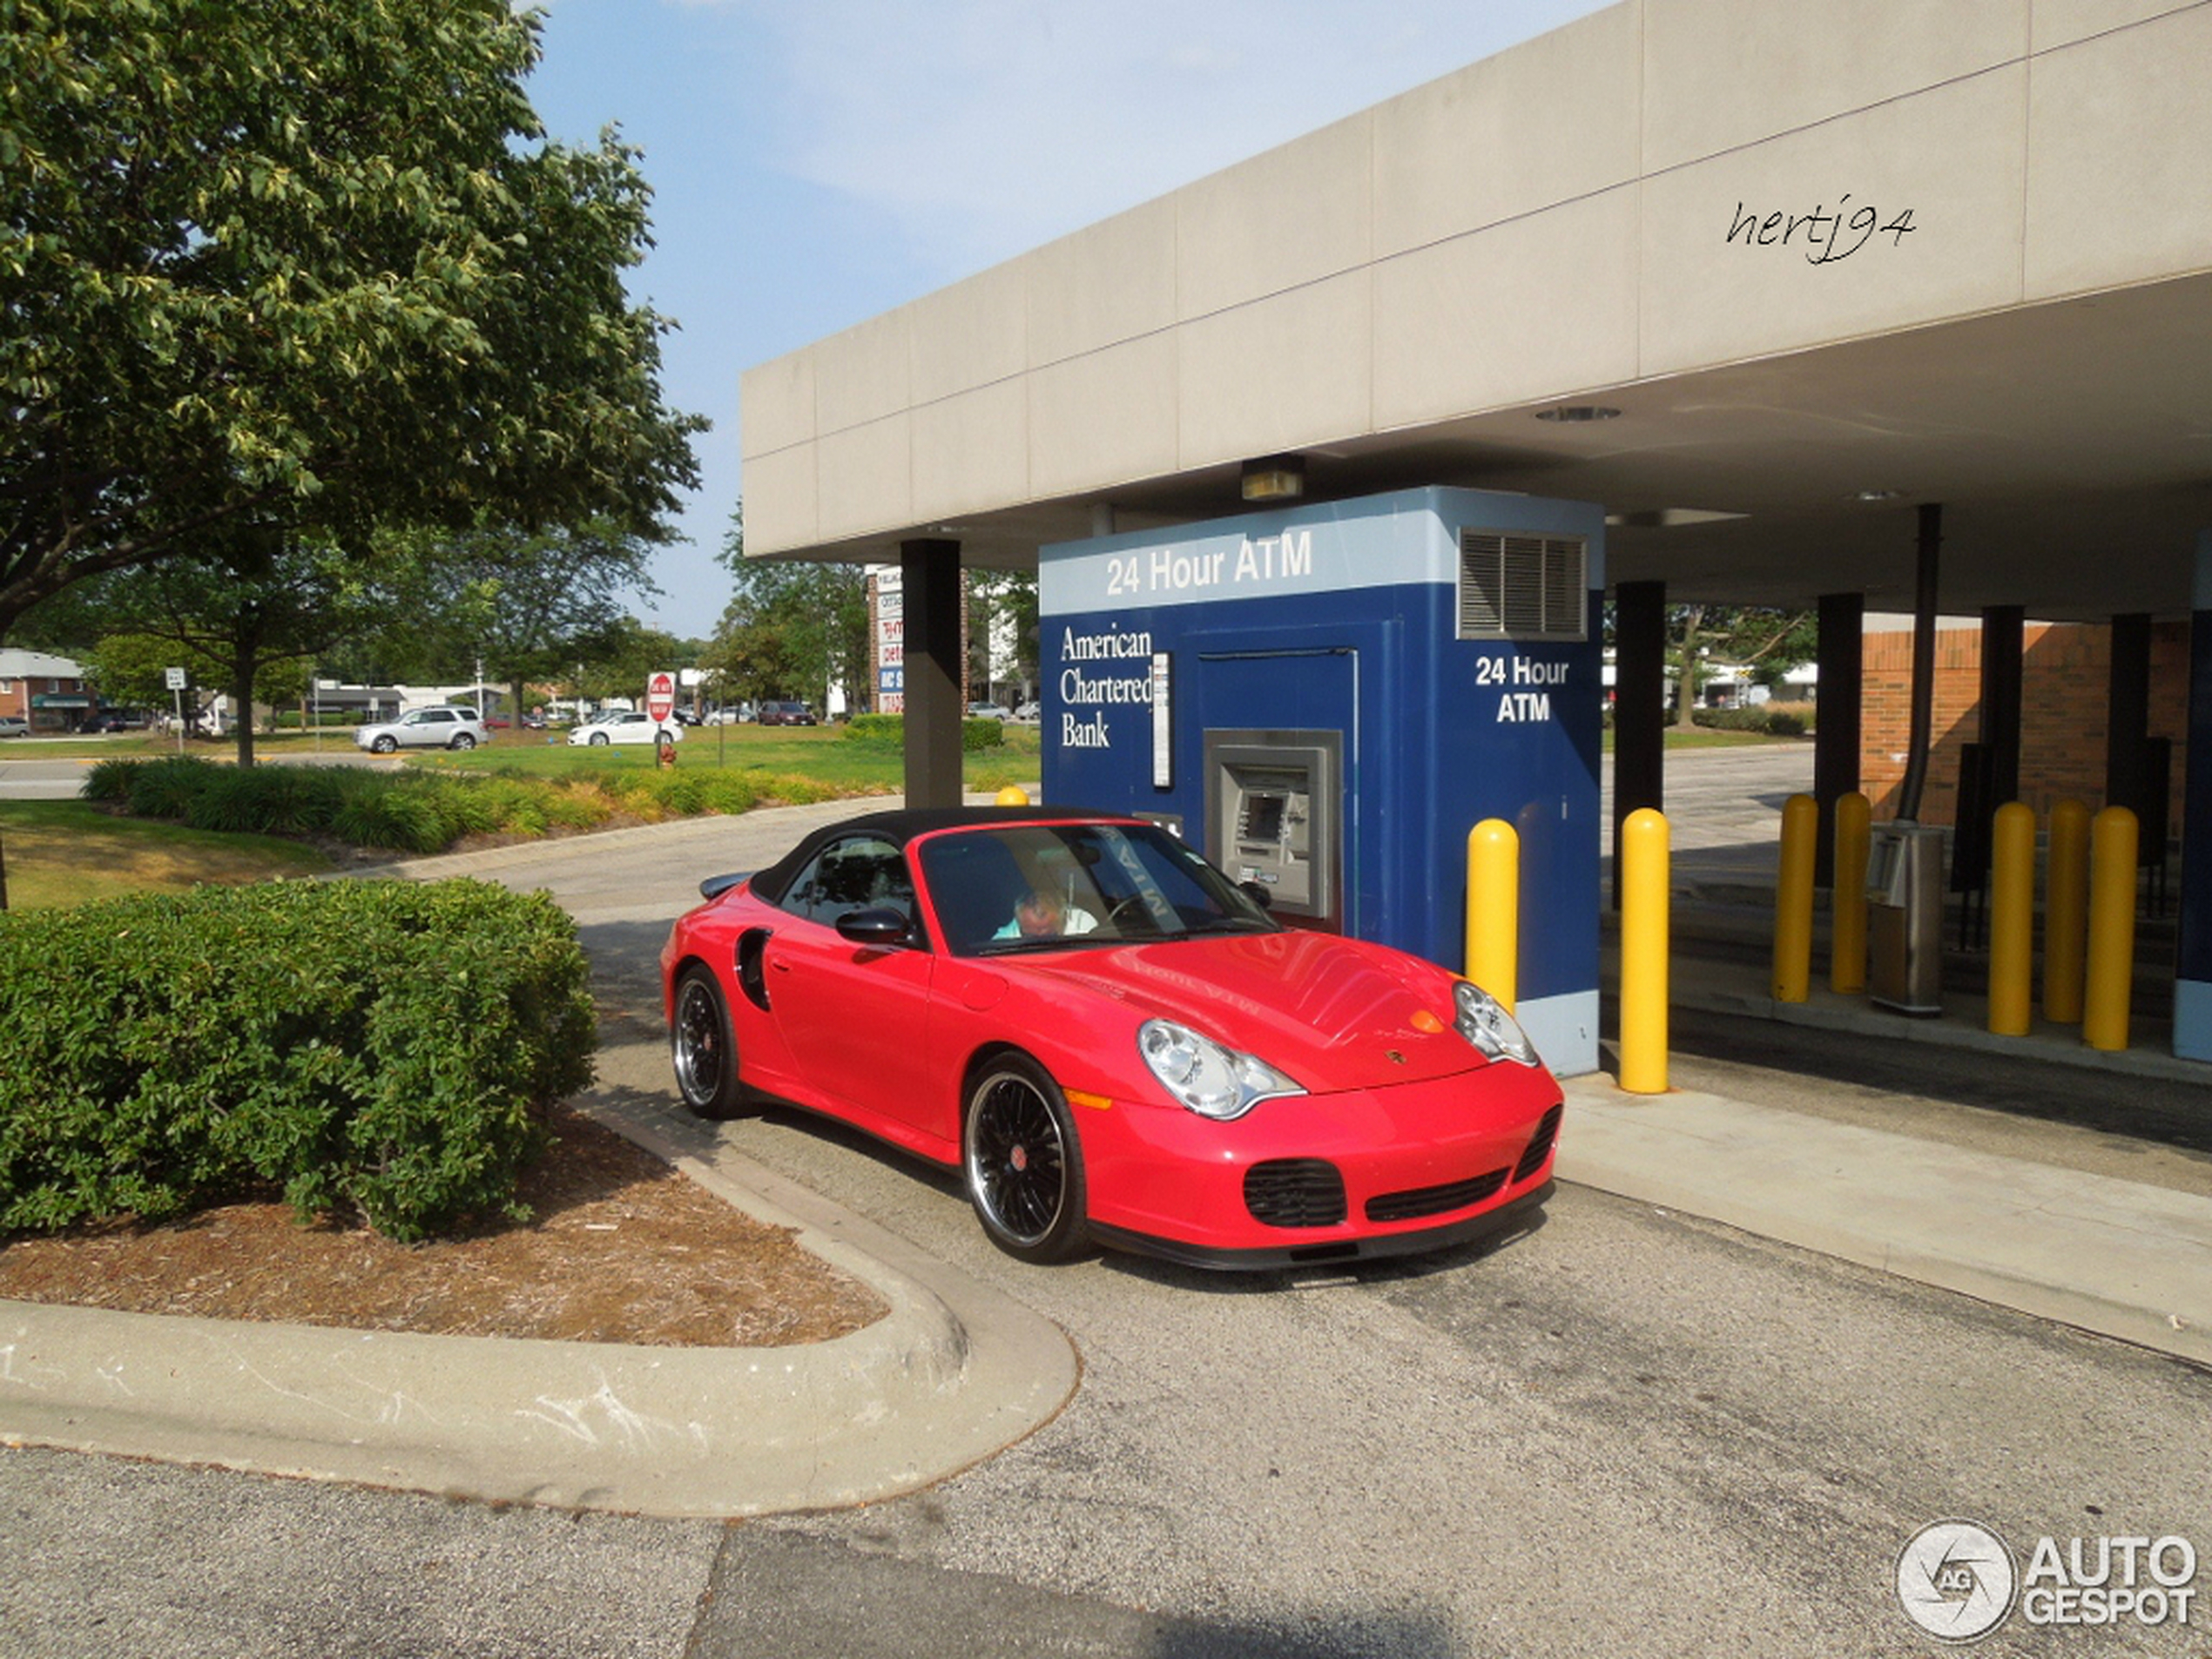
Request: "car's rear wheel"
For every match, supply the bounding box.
[963,1054,1089,1264]
[450,733,475,750]
[371,735,397,754]
[671,967,745,1119]
[590,732,610,746]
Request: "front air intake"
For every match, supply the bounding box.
[1244,1159,1347,1228]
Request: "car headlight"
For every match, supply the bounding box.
[1453,981,1540,1066]
[1137,1019,1305,1121]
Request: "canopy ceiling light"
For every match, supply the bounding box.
[1240,454,1305,502]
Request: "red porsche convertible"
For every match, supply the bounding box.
[660,807,1563,1270]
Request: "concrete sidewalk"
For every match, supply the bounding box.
[1559,1071,2212,1371]
[1567,813,2212,1372]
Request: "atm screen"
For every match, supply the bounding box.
[1240,792,1285,846]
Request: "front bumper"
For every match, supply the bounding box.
[1092,1179,1554,1271]
[1076,1060,1564,1268]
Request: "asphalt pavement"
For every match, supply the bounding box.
[3,750,2209,1527]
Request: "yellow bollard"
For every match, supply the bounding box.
[1831,792,1871,995]
[1464,819,1519,1013]
[2084,806,2138,1051]
[993,785,1031,806]
[2043,798,2091,1024]
[1619,806,1669,1095]
[1986,801,2036,1036]
[1771,793,1817,1003]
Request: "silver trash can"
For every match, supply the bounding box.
[1868,822,1945,1015]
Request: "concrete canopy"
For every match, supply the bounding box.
[740,0,2212,622]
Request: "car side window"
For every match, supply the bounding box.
[780,836,917,934]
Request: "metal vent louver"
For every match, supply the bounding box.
[1459,530,1588,641]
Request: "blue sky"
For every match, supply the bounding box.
[525,0,1610,636]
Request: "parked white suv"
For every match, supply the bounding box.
[354,705,489,753]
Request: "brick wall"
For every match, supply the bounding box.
[1859,619,2188,841]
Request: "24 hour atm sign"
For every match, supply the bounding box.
[1473,652,1569,723]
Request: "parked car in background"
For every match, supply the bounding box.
[1010,701,1040,723]
[353,706,489,753]
[0,716,29,738]
[756,700,817,726]
[705,704,752,725]
[967,701,1010,721]
[567,710,684,746]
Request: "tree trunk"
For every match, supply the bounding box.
[232,646,260,768]
[1673,604,1705,729]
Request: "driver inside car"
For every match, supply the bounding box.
[994,887,1100,941]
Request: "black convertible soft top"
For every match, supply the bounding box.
[737,803,1127,906]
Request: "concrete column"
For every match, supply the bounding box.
[1812,591,1864,885]
[2174,541,2212,1060]
[900,538,964,810]
[2107,611,2152,815]
[1979,605,2023,811]
[1612,580,1666,908]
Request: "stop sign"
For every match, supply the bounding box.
[645,671,676,725]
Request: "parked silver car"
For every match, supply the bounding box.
[354,705,489,753]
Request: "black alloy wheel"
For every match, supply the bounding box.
[372,734,397,753]
[671,967,745,1119]
[963,1054,1089,1264]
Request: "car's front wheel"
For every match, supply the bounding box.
[671,967,746,1119]
[449,733,476,750]
[963,1054,1089,1264]
[371,735,397,754]
[590,732,610,746]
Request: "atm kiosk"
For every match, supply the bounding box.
[1040,487,1605,1076]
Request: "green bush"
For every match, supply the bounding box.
[1695,703,1812,737]
[85,753,847,857]
[0,880,595,1242]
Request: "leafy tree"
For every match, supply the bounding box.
[705,505,869,714]
[68,525,381,764]
[366,518,664,727]
[0,0,704,638]
[1669,605,1816,725]
[967,570,1039,705]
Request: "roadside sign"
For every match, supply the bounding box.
[646,671,676,725]
[164,667,187,691]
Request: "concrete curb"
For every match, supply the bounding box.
[0,1042,1080,1520]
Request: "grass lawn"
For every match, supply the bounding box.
[405,721,1045,793]
[0,800,334,910]
[15,721,1047,792]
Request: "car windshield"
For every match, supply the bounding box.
[919,821,1278,957]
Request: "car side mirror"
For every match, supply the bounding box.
[1238,880,1274,910]
[836,907,916,947]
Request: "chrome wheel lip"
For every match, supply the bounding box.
[966,1069,1066,1246]
[672,979,723,1106]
